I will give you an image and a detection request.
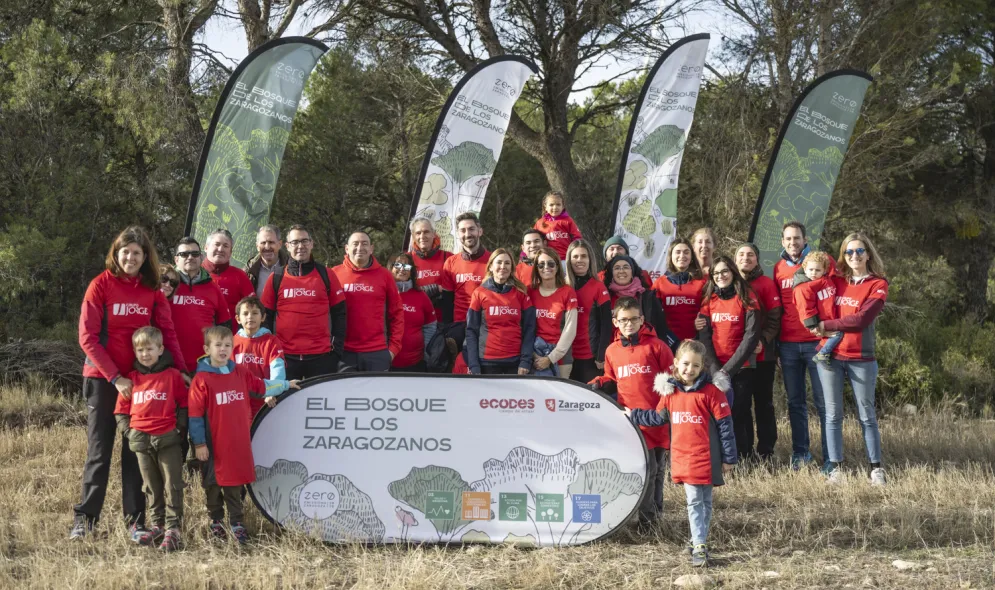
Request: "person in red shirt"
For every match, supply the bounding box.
[774,221,836,470]
[160,264,179,300]
[527,247,578,378]
[465,248,536,375]
[73,226,186,541]
[113,327,187,551]
[533,191,582,261]
[439,212,490,350]
[388,253,438,372]
[261,224,347,380]
[697,255,761,460]
[589,296,675,526]
[332,231,404,372]
[201,228,255,331]
[605,254,677,349]
[189,327,299,544]
[515,229,546,284]
[170,237,232,373]
[624,340,737,567]
[564,239,612,384]
[792,251,841,364]
[232,296,287,416]
[816,233,889,485]
[408,216,452,320]
[597,236,653,285]
[653,238,707,343]
[735,243,782,462]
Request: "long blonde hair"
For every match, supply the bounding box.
[565,239,597,287]
[485,248,527,293]
[837,232,886,280]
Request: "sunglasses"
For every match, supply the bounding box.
[537,261,558,270]
[844,248,867,257]
[393,263,413,271]
[175,251,201,259]
[161,277,178,287]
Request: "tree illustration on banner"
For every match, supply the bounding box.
[429,141,497,214]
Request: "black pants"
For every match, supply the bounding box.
[343,349,392,372]
[285,352,338,380]
[74,377,145,525]
[753,360,778,459]
[446,322,467,351]
[639,446,667,523]
[731,369,761,460]
[481,363,519,375]
[391,360,427,373]
[570,357,603,385]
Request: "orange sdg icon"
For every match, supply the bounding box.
[461,491,491,521]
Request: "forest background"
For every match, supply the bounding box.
[0,0,992,410]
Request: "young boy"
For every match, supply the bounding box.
[792,251,841,364]
[589,296,675,526]
[114,327,187,551]
[232,295,287,417]
[188,326,299,544]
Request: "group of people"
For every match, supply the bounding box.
[71,190,890,565]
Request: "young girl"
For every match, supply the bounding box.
[534,191,582,262]
[189,326,300,544]
[624,340,737,567]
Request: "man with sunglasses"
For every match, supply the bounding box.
[774,221,836,472]
[331,231,403,372]
[201,228,255,332]
[171,237,231,373]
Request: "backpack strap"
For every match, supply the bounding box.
[272,268,284,303]
[314,264,332,297]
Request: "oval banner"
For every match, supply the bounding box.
[249,374,649,546]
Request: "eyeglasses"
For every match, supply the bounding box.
[175,251,201,259]
[537,261,558,270]
[844,248,867,257]
[712,269,732,278]
[393,263,413,271]
[287,239,312,247]
[615,317,642,324]
[613,265,632,272]
[161,277,178,287]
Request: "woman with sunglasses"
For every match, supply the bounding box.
[389,253,437,372]
[604,254,676,349]
[528,247,578,379]
[159,265,180,299]
[816,234,889,485]
[465,248,536,375]
[697,255,761,460]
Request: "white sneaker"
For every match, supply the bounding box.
[870,467,886,486]
[826,467,844,484]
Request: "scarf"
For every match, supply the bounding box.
[396,280,413,293]
[743,265,764,282]
[609,279,645,299]
[716,284,737,300]
[482,277,513,294]
[461,247,487,262]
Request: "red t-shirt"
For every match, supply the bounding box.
[440,250,490,323]
[823,275,889,361]
[206,264,255,331]
[534,214,582,259]
[114,367,188,435]
[515,261,535,287]
[657,383,732,485]
[653,276,707,342]
[233,331,284,416]
[468,287,532,360]
[331,257,404,356]
[528,285,578,349]
[775,255,837,343]
[572,279,610,360]
[260,267,346,355]
[410,248,451,319]
[79,270,186,380]
[748,274,781,361]
[169,278,231,372]
[601,327,674,449]
[188,366,264,486]
[394,289,437,368]
[700,294,758,367]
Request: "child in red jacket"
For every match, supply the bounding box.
[232,295,287,416]
[189,326,299,544]
[624,339,738,568]
[793,251,841,364]
[534,190,582,262]
[113,327,187,551]
[590,296,674,526]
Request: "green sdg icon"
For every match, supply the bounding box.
[424,491,456,521]
[499,493,528,522]
[535,493,564,522]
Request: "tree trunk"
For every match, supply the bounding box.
[238,0,269,51]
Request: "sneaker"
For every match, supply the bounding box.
[69,519,93,541]
[685,540,694,555]
[791,453,812,471]
[870,467,887,486]
[826,466,844,484]
[129,523,154,546]
[819,461,836,476]
[815,351,831,365]
[148,525,165,543]
[691,544,709,567]
[158,529,181,552]
[209,520,227,541]
[231,522,249,545]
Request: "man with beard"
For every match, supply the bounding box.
[516,229,546,285]
[408,216,451,321]
[246,225,288,297]
[201,229,255,328]
[439,212,490,350]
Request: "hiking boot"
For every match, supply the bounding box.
[129,523,154,546]
[158,529,181,552]
[69,519,94,541]
[870,467,887,486]
[691,544,709,567]
[209,520,227,541]
[231,522,249,545]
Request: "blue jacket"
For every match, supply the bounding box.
[532,336,559,377]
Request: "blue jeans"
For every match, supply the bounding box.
[821,331,843,356]
[818,359,882,464]
[779,341,828,461]
[684,484,713,546]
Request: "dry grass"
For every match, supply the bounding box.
[0,385,994,589]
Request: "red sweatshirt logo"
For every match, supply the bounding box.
[711,312,740,323]
[836,296,861,308]
[283,288,317,298]
[402,304,417,313]
[488,306,520,317]
[546,231,571,240]
[215,390,245,405]
[172,295,206,306]
[617,363,653,378]
[343,283,375,293]
[536,309,558,319]
[666,296,697,306]
[418,269,441,279]
[112,303,150,317]
[671,411,704,424]
[133,390,168,404]
[781,279,793,289]
[817,287,836,301]
[456,273,482,284]
[235,352,265,365]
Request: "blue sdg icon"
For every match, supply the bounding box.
[571,494,601,524]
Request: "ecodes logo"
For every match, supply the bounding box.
[836,296,861,308]
[418,269,441,279]
[133,390,168,404]
[235,352,265,365]
[479,398,535,413]
[488,306,520,317]
[112,303,149,317]
[402,304,417,313]
[671,411,704,425]
[215,390,245,405]
[344,283,375,293]
[456,273,483,284]
[283,288,316,298]
[666,296,697,306]
[172,295,206,306]
[297,479,340,519]
[617,363,653,379]
[711,312,740,323]
[536,309,558,320]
